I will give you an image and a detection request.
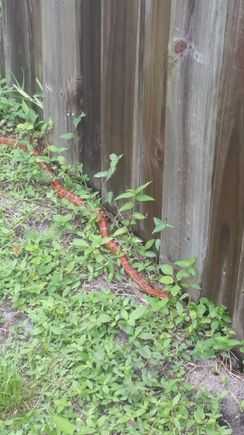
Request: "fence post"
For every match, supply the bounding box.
[161,0,228,296]
[0,2,5,75]
[1,0,41,92]
[203,0,244,340]
[101,0,143,199]
[41,0,82,164]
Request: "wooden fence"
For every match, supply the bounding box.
[1,0,244,339]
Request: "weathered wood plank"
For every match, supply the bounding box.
[161,0,228,288]
[232,234,244,340]
[2,0,41,92]
[41,0,82,164]
[0,2,5,75]
[203,0,244,339]
[30,0,42,84]
[79,0,101,184]
[101,0,143,198]
[140,0,171,238]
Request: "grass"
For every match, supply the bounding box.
[0,76,243,433]
[0,144,242,435]
[0,358,33,418]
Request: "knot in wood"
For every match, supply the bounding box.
[175,40,187,54]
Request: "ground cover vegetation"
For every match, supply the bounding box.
[0,76,243,434]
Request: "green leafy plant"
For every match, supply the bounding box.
[114,181,154,229]
[94,153,123,182]
[72,111,86,128]
[0,75,52,140]
[12,76,44,110]
[0,79,242,434]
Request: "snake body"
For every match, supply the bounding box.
[0,136,168,298]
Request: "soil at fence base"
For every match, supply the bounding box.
[187,358,244,434]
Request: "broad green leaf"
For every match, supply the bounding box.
[132,212,145,220]
[135,194,155,202]
[174,257,197,268]
[140,332,154,340]
[94,170,108,178]
[73,112,86,128]
[98,313,112,323]
[95,154,123,182]
[176,270,189,281]
[53,415,75,435]
[145,250,156,258]
[138,345,151,359]
[135,181,152,193]
[72,238,89,249]
[160,264,174,276]
[60,132,74,140]
[172,393,181,407]
[119,201,134,212]
[112,226,128,237]
[145,239,155,250]
[97,415,107,427]
[155,239,161,251]
[17,122,34,131]
[128,306,147,325]
[115,191,135,200]
[170,285,181,296]
[47,145,68,153]
[152,217,168,233]
[159,275,174,285]
[191,283,201,290]
[110,153,122,161]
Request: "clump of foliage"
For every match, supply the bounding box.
[0,77,243,433]
[0,76,52,140]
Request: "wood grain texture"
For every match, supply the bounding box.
[2,0,41,92]
[0,2,5,75]
[140,0,171,238]
[101,0,143,198]
[161,0,228,284]
[79,0,101,185]
[203,0,244,339]
[41,0,82,164]
[30,0,42,84]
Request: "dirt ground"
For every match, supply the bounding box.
[187,358,244,434]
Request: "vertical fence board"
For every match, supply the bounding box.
[101,0,143,198]
[42,0,82,164]
[79,0,101,184]
[0,2,5,75]
[203,1,244,339]
[232,236,244,340]
[140,0,171,238]
[2,0,41,93]
[161,0,228,281]
[30,0,42,84]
